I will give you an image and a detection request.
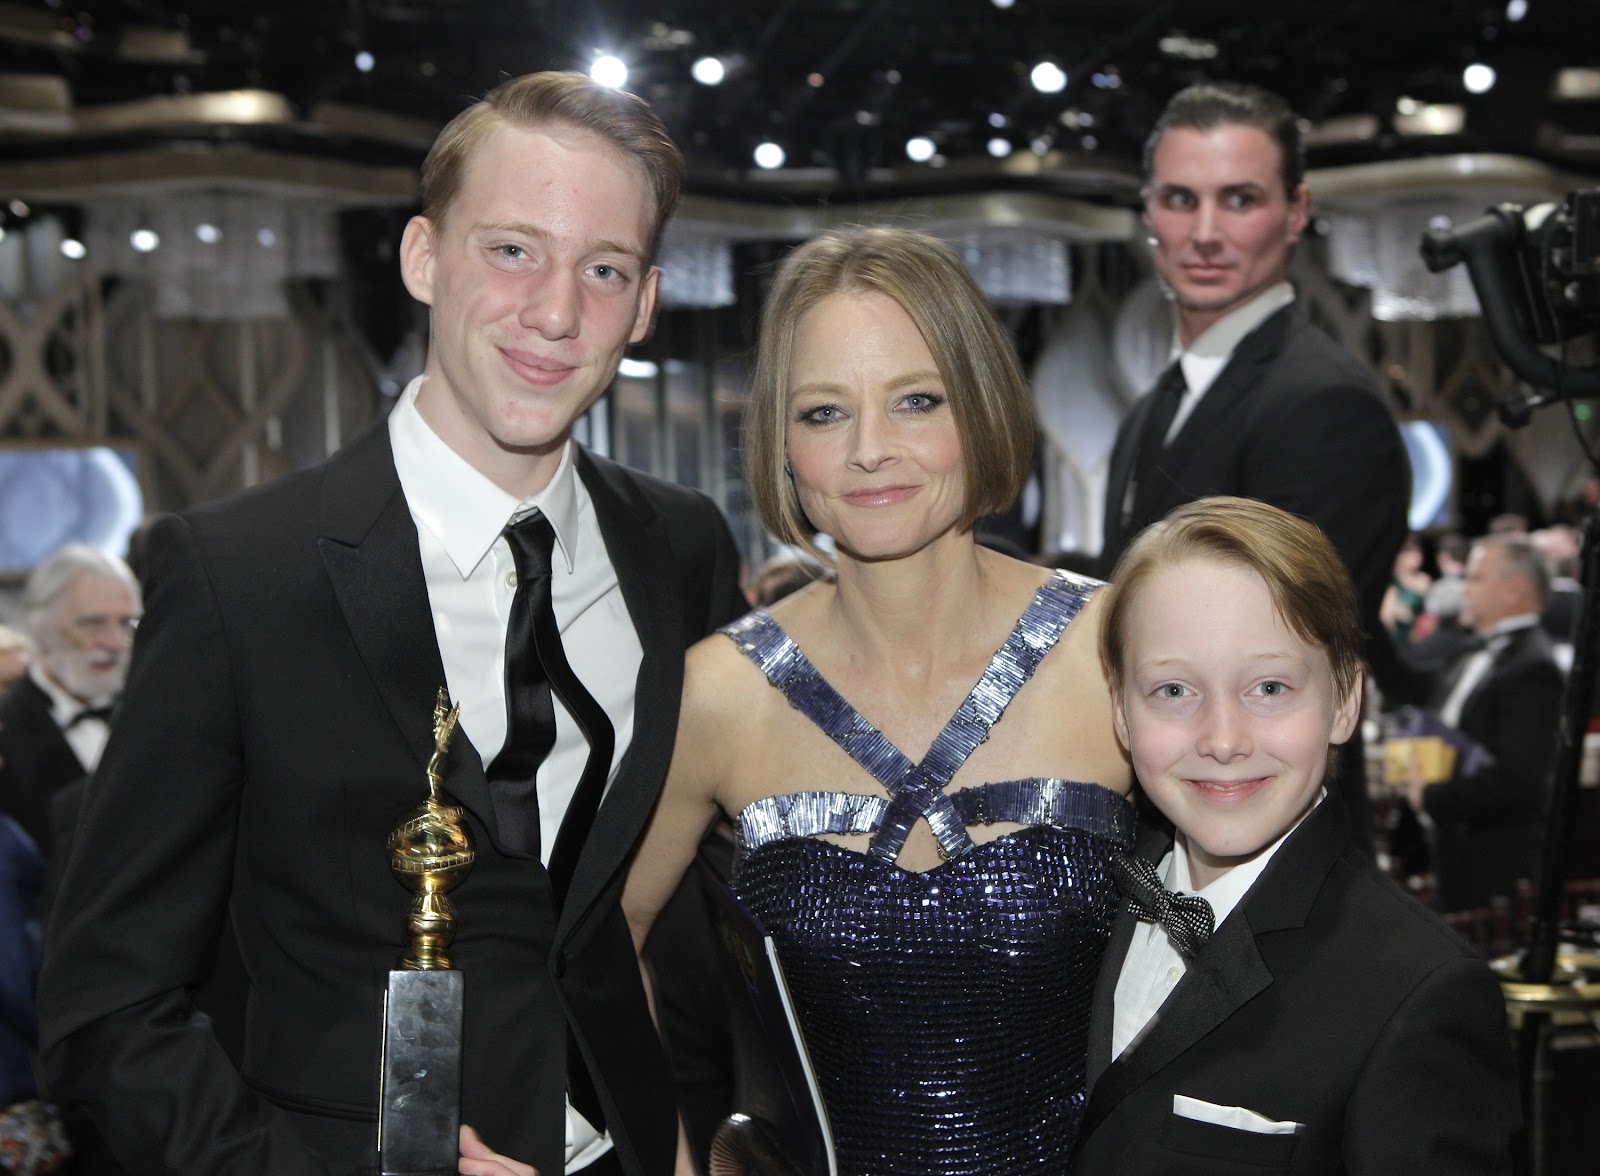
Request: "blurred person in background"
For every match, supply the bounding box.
[0,545,139,867]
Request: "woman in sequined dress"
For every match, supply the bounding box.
[623,226,1136,1176]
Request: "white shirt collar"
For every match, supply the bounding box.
[388,376,582,578]
[1172,281,1294,395]
[28,661,96,723]
[1164,788,1324,929]
[1483,613,1540,641]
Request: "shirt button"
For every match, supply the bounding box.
[505,571,518,589]
[1166,967,1182,983]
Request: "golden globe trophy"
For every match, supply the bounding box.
[378,690,475,1176]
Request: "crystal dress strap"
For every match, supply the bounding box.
[722,570,1102,863]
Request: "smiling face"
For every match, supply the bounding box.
[785,290,966,563]
[1113,557,1360,888]
[1144,123,1310,346]
[401,121,660,497]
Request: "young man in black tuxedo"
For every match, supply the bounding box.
[39,72,745,1176]
[1076,497,1517,1174]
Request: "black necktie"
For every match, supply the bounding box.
[494,513,615,1131]
[1125,361,1187,523]
[1111,850,1215,961]
[67,704,115,728]
[487,513,560,860]
[490,513,616,906]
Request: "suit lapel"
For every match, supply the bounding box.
[316,423,502,850]
[1080,798,1347,1141]
[1131,304,1294,526]
[1086,904,1139,1088]
[1081,906,1273,1139]
[16,676,87,776]
[1459,624,1539,731]
[557,451,683,931]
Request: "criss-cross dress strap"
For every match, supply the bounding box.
[721,570,1098,864]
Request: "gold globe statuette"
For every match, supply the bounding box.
[387,690,475,971]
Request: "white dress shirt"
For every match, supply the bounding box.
[1438,614,1539,728]
[1111,793,1321,1060]
[1163,281,1296,443]
[30,663,112,774]
[389,375,641,1170]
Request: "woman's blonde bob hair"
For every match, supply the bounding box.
[744,226,1036,558]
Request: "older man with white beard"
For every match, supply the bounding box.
[0,544,140,870]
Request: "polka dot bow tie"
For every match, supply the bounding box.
[1111,850,1215,961]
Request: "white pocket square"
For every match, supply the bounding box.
[1173,1094,1302,1135]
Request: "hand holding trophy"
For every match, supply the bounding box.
[379,689,475,1175]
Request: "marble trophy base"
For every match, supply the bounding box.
[378,968,464,1176]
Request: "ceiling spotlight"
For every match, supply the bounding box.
[753,141,786,170]
[1158,34,1219,61]
[1031,62,1067,94]
[196,222,221,244]
[988,112,1008,128]
[987,137,1012,158]
[1506,0,1528,19]
[129,228,159,253]
[992,0,1015,7]
[257,228,278,248]
[590,55,628,89]
[59,237,87,260]
[691,56,725,85]
[1463,62,1497,94]
[807,72,824,88]
[1396,95,1420,114]
[354,50,375,73]
[905,136,936,162]
[8,199,29,218]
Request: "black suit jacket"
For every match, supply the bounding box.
[38,422,746,1176]
[1098,303,1410,850]
[1072,801,1518,1174]
[0,675,88,861]
[1423,623,1564,911]
[1098,303,1409,622]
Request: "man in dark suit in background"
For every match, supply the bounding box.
[40,71,745,1176]
[0,544,139,867]
[1097,82,1411,852]
[1407,533,1564,911]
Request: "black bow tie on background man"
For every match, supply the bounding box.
[67,703,116,728]
[1111,850,1215,960]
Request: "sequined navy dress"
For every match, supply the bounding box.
[723,570,1136,1176]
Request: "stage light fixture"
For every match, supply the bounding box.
[1031,62,1067,94]
[591,55,628,89]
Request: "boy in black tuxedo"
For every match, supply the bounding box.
[1073,496,1518,1174]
